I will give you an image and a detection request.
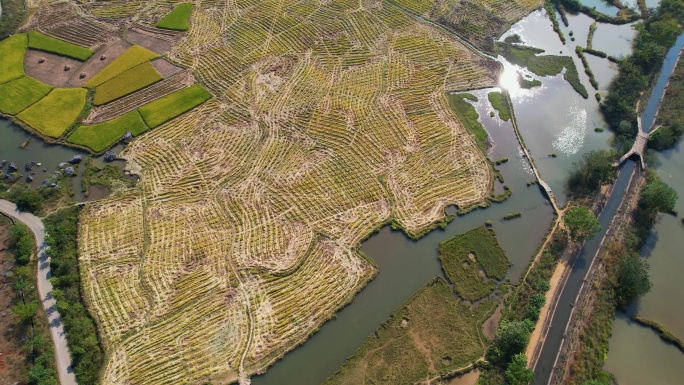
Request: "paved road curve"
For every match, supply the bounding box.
[0,199,78,385]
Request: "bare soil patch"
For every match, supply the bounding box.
[66,39,130,88]
[0,222,29,384]
[125,29,174,54]
[482,302,503,340]
[448,369,480,385]
[24,49,84,87]
[151,58,182,78]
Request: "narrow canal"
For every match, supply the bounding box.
[534,30,684,385]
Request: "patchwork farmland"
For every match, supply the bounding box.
[1,0,541,383]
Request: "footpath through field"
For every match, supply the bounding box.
[0,200,77,385]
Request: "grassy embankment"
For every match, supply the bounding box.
[324,227,509,385]
[488,91,511,121]
[446,93,488,152]
[26,30,95,61]
[155,3,194,31]
[497,42,589,99]
[1,219,59,384]
[44,208,104,385]
[439,226,510,301]
[631,315,684,353]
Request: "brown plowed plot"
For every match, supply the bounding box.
[151,58,183,77]
[86,71,192,124]
[75,0,496,383]
[66,39,131,87]
[27,2,112,49]
[125,29,175,54]
[24,49,84,87]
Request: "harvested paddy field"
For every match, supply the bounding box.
[66,0,502,383]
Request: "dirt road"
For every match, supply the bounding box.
[0,200,77,385]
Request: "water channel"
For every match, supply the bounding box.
[603,32,684,385]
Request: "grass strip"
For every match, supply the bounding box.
[488,91,511,121]
[0,33,27,84]
[17,88,87,138]
[0,76,53,115]
[631,315,684,353]
[84,45,158,87]
[155,3,194,31]
[27,30,95,61]
[93,62,163,105]
[138,84,211,128]
[497,42,588,98]
[68,110,149,152]
[446,93,489,152]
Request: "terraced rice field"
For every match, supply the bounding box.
[71,0,502,383]
[0,76,52,115]
[27,30,95,61]
[17,88,87,137]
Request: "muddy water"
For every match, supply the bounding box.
[252,89,555,385]
[0,118,126,202]
[0,118,87,197]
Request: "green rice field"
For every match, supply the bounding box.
[27,30,95,61]
[68,110,149,152]
[93,62,163,105]
[155,3,194,31]
[0,76,53,115]
[17,88,88,138]
[138,84,211,128]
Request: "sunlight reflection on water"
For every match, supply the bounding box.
[553,102,587,155]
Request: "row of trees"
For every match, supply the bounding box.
[44,207,103,385]
[7,224,59,384]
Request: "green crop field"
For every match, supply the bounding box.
[17,88,87,138]
[324,279,498,385]
[439,226,510,301]
[93,62,163,105]
[68,111,149,152]
[85,45,158,87]
[0,76,53,115]
[27,30,95,61]
[138,84,211,128]
[0,34,27,84]
[155,3,194,31]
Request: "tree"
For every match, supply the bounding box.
[638,178,677,214]
[489,319,534,365]
[564,206,601,243]
[566,151,617,196]
[616,255,652,308]
[528,293,546,320]
[10,186,44,213]
[505,353,534,385]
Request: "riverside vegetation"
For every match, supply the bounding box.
[0,219,58,384]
